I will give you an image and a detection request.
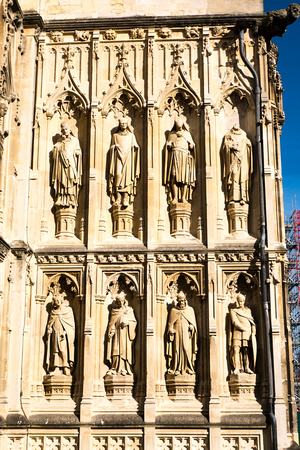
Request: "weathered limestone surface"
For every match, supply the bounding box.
[0,0,298,449]
[22,0,264,20]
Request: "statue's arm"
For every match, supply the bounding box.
[230,310,247,332]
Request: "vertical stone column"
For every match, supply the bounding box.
[144,253,156,422]
[146,30,156,245]
[80,257,94,421]
[207,254,220,422]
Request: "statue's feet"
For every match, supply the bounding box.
[64,367,71,376]
[186,368,194,375]
[174,370,180,376]
[233,369,240,375]
[107,369,116,375]
[171,199,178,205]
[120,369,127,376]
[245,368,254,374]
[122,200,129,207]
[167,369,174,375]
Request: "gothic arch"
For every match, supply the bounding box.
[105,272,139,298]
[163,271,200,297]
[225,271,258,296]
[44,272,80,296]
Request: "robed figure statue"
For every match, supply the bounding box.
[45,283,75,376]
[229,293,257,375]
[106,292,137,376]
[108,117,140,207]
[163,117,196,205]
[51,121,82,208]
[221,125,252,206]
[166,291,198,375]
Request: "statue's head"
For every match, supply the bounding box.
[177,291,187,309]
[174,117,185,130]
[118,117,129,131]
[236,293,246,308]
[116,291,127,308]
[61,121,72,137]
[287,3,300,21]
[52,293,63,308]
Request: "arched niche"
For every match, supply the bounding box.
[224,271,266,393]
[42,272,84,403]
[102,272,142,400]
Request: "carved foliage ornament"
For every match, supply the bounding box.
[130,28,145,39]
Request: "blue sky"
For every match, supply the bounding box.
[264,1,300,217]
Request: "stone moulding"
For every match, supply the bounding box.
[0,237,10,262]
[36,254,85,264]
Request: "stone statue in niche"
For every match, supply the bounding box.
[108,117,140,207]
[45,281,75,376]
[51,121,82,208]
[221,125,252,206]
[106,291,137,376]
[166,291,198,375]
[163,116,196,205]
[221,125,253,236]
[229,293,257,375]
[50,121,82,239]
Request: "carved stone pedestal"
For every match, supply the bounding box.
[169,203,191,238]
[112,204,134,238]
[228,373,257,401]
[104,373,134,401]
[166,373,196,402]
[43,374,74,403]
[227,202,249,236]
[55,206,77,239]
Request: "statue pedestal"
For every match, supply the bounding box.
[112,204,134,238]
[55,206,77,239]
[166,373,196,402]
[228,373,257,401]
[169,203,191,238]
[43,374,74,401]
[227,202,249,236]
[104,373,134,401]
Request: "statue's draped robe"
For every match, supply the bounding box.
[221,127,252,204]
[106,305,137,373]
[229,306,257,370]
[164,129,196,203]
[108,131,140,204]
[51,135,82,207]
[166,305,198,374]
[46,304,75,372]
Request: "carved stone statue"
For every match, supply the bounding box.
[166,291,198,375]
[229,293,257,375]
[163,117,196,205]
[51,121,82,208]
[258,3,300,40]
[221,125,252,206]
[108,117,140,207]
[106,291,137,376]
[45,283,75,376]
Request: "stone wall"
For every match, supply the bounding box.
[0,1,298,449]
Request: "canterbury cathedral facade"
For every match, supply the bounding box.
[0,0,299,448]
